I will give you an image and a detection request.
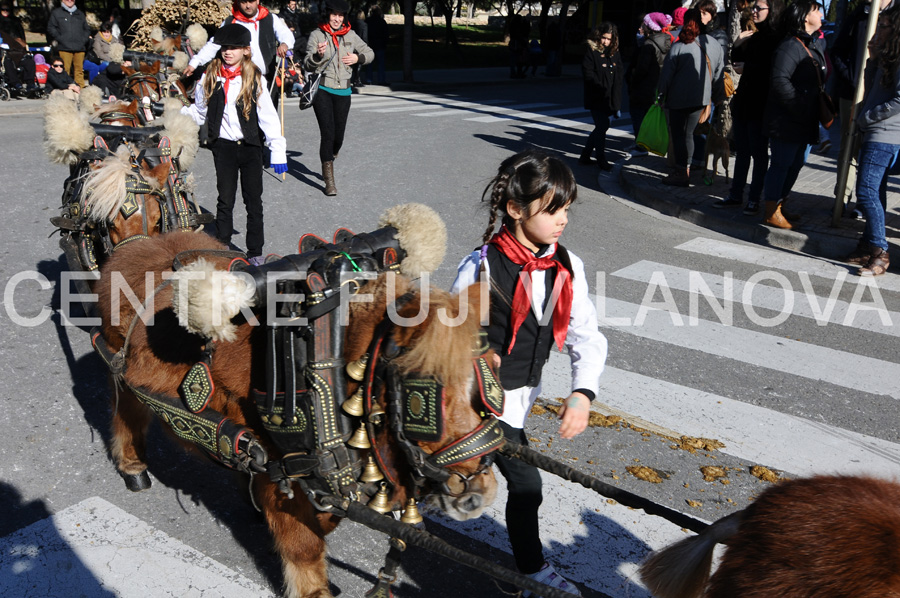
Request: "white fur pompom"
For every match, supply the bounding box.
[172,51,188,72]
[186,23,208,51]
[171,258,256,342]
[379,203,447,277]
[109,42,125,63]
[43,92,94,165]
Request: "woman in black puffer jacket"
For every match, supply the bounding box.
[580,23,624,171]
[761,0,826,229]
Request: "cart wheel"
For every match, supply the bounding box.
[0,87,10,101]
[704,176,713,186]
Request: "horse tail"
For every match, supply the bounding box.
[82,147,133,222]
[171,258,256,343]
[638,510,744,598]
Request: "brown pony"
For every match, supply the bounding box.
[95,229,499,598]
[122,61,191,105]
[639,475,900,598]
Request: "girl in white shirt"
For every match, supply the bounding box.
[182,24,286,262]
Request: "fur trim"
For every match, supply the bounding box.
[150,26,164,42]
[81,148,134,222]
[43,92,94,165]
[160,99,200,170]
[78,85,104,114]
[172,51,189,72]
[378,203,447,277]
[186,24,208,52]
[183,172,196,194]
[109,42,125,63]
[171,258,256,343]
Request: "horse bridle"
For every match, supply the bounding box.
[361,296,506,499]
[125,72,161,102]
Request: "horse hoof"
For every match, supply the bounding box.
[121,471,152,492]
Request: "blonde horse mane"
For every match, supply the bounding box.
[82,147,164,223]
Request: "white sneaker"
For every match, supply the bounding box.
[522,562,581,597]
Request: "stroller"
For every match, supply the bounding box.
[0,44,48,100]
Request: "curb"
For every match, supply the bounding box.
[0,97,45,116]
[618,165,858,261]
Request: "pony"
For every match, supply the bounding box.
[93,212,501,598]
[638,475,900,598]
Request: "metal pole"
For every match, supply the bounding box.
[832,1,882,225]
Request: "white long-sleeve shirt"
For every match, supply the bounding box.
[188,14,294,77]
[181,72,287,165]
[451,244,608,428]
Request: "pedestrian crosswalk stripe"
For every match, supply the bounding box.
[541,355,900,478]
[596,296,900,399]
[612,260,899,336]
[360,98,517,113]
[676,237,900,293]
[0,496,275,598]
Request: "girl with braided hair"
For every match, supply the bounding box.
[451,149,607,597]
[843,3,900,276]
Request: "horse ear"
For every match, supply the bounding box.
[461,282,490,326]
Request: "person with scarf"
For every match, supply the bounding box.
[184,0,294,88]
[181,24,287,263]
[47,0,90,88]
[451,149,607,598]
[83,21,119,83]
[304,0,373,196]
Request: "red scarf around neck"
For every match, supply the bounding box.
[219,63,241,96]
[319,22,351,51]
[232,5,269,29]
[488,226,573,354]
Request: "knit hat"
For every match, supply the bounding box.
[643,12,672,32]
[34,53,46,65]
[671,7,687,27]
[213,23,251,48]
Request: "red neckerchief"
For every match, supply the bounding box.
[232,5,269,29]
[219,64,241,96]
[318,22,351,51]
[488,226,573,353]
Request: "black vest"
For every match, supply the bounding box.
[206,81,262,146]
[224,14,278,74]
[484,244,573,390]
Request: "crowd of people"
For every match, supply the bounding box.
[581,0,897,278]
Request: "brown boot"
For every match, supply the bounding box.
[780,196,801,221]
[322,161,337,196]
[764,201,792,229]
[843,243,877,266]
[662,167,690,187]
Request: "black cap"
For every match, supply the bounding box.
[324,0,350,15]
[214,23,251,48]
[106,62,123,78]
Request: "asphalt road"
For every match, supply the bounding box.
[2,78,900,598]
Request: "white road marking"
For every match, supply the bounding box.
[612,260,900,335]
[0,496,276,598]
[676,237,900,293]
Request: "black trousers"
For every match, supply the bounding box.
[211,139,265,257]
[312,88,352,163]
[495,421,545,574]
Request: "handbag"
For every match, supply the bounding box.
[636,97,669,157]
[795,37,836,129]
[299,45,339,110]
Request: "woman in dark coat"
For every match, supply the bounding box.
[714,0,784,214]
[761,0,826,229]
[627,12,673,149]
[580,22,624,171]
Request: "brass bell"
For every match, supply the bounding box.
[342,387,364,417]
[367,402,386,424]
[346,354,368,381]
[400,498,423,525]
[368,482,392,514]
[347,422,371,449]
[360,455,384,483]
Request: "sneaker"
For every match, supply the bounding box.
[248,255,267,267]
[713,198,742,209]
[523,562,581,597]
[816,139,832,154]
[743,198,760,215]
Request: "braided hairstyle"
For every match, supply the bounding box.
[480,149,577,245]
[876,4,900,90]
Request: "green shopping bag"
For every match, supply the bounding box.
[636,99,668,157]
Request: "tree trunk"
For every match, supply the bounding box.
[402,0,413,82]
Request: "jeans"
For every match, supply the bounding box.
[855,141,899,251]
[212,139,265,257]
[729,118,769,202]
[312,88,352,163]
[669,106,703,169]
[764,138,810,204]
[495,421,544,574]
[83,60,108,83]
[584,107,612,163]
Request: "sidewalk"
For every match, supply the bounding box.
[617,128,900,260]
